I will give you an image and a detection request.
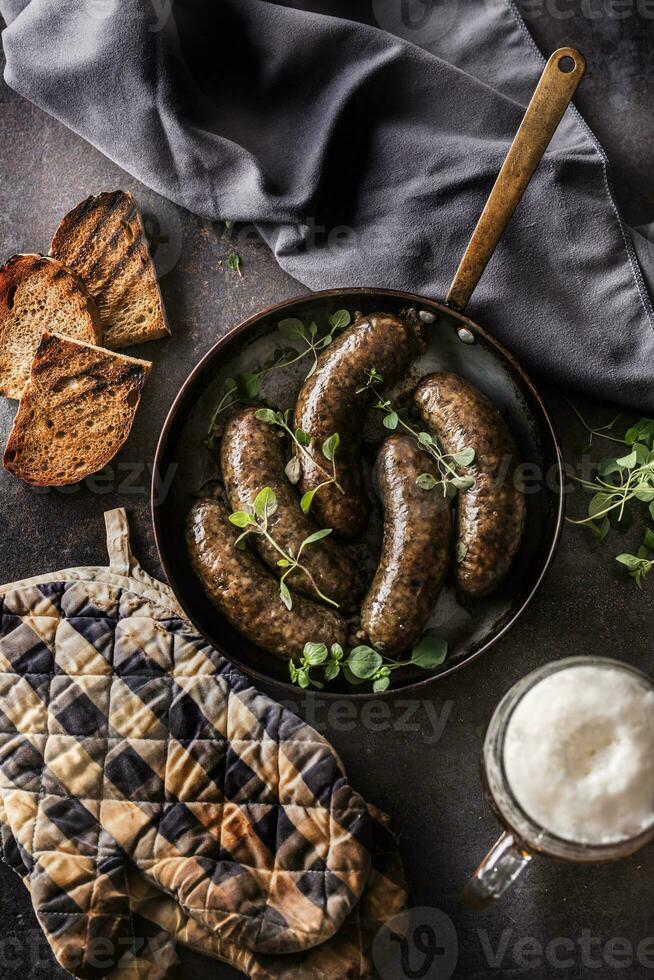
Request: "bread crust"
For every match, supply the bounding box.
[0,254,101,399]
[50,190,170,349]
[3,330,151,486]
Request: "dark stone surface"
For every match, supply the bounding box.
[1,6,654,979]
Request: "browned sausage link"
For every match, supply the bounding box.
[221,407,355,605]
[414,372,526,598]
[361,435,452,655]
[294,312,424,538]
[187,498,348,660]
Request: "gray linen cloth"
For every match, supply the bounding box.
[1,0,653,407]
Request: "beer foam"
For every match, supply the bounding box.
[503,664,654,845]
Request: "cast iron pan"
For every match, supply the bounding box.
[152,49,584,696]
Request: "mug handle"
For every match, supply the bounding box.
[464,832,532,909]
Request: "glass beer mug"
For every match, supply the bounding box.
[466,657,654,908]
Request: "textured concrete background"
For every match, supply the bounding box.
[1,4,654,978]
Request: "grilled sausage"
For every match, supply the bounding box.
[187,497,348,660]
[221,407,355,606]
[294,312,424,538]
[361,435,452,655]
[414,373,526,598]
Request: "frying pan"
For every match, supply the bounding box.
[152,48,584,696]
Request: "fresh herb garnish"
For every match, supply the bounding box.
[227,251,242,277]
[254,408,342,512]
[569,406,654,585]
[289,634,448,691]
[277,309,351,382]
[616,549,654,587]
[357,369,475,496]
[205,311,351,444]
[205,349,298,448]
[229,487,338,609]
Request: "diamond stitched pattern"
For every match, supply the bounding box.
[0,579,371,978]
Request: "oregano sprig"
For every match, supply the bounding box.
[289,634,449,692]
[569,406,654,586]
[205,310,351,444]
[357,369,475,496]
[277,309,351,381]
[254,408,342,513]
[229,487,338,609]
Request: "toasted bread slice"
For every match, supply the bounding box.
[50,190,170,349]
[3,330,151,485]
[0,254,102,400]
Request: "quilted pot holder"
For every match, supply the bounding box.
[0,799,406,979]
[0,509,390,979]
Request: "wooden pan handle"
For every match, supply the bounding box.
[445,47,586,312]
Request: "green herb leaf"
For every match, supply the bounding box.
[279,579,293,610]
[322,433,340,462]
[453,447,475,466]
[452,476,475,491]
[416,473,437,491]
[255,408,277,424]
[303,642,328,665]
[411,636,448,669]
[227,251,242,276]
[285,456,302,485]
[616,553,642,570]
[295,428,311,446]
[597,457,622,477]
[253,486,278,520]
[418,431,435,448]
[331,643,344,661]
[297,669,310,689]
[588,492,612,519]
[347,646,383,679]
[625,419,654,447]
[238,372,260,399]
[329,309,351,331]
[589,516,610,541]
[644,528,654,551]
[300,489,316,514]
[342,665,366,685]
[302,528,333,546]
[383,412,399,430]
[373,676,390,693]
[277,559,291,568]
[616,450,638,469]
[229,511,254,528]
[634,442,650,464]
[325,662,340,681]
[278,318,306,341]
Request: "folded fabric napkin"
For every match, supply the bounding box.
[0,509,404,978]
[1,0,653,408]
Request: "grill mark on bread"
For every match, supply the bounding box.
[3,330,151,485]
[50,190,168,349]
[0,255,102,399]
[83,220,142,294]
